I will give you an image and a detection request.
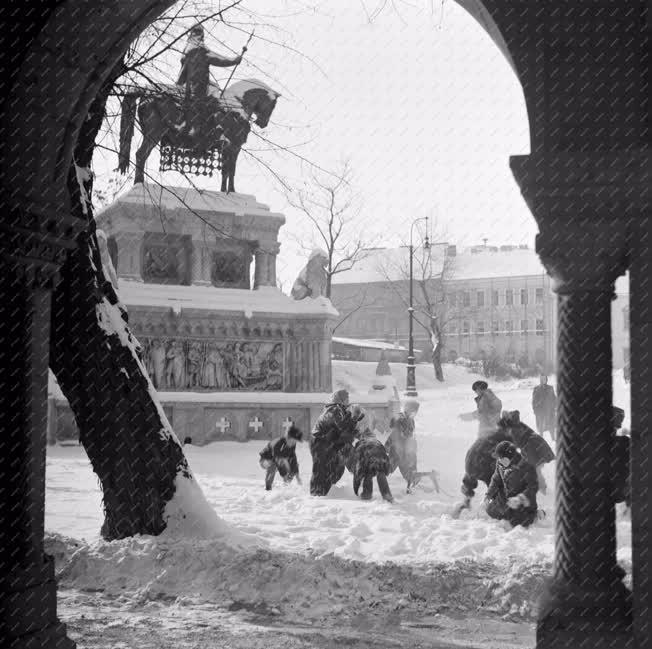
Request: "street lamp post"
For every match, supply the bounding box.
[406,217,430,396]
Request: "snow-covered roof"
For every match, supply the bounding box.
[447,248,545,281]
[331,244,448,285]
[333,245,548,284]
[333,337,408,351]
[116,281,338,317]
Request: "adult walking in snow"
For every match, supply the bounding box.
[460,381,503,438]
[309,390,358,496]
[259,424,303,491]
[385,400,439,494]
[485,441,540,528]
[532,374,557,442]
[347,408,394,503]
[496,410,555,494]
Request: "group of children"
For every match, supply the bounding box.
[258,390,435,501]
[258,379,631,529]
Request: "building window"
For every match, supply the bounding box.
[462,321,470,336]
[492,321,499,335]
[536,288,544,304]
[505,289,514,306]
[477,321,485,336]
[536,319,544,336]
[463,292,470,307]
[506,321,513,336]
[520,289,528,305]
[477,291,485,307]
[449,325,457,336]
[449,293,457,307]
[521,319,529,336]
[623,307,629,329]
[492,290,499,306]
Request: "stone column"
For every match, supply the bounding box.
[253,243,280,289]
[115,231,144,281]
[534,227,631,648]
[629,215,652,649]
[0,205,79,648]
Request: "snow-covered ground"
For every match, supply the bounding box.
[45,362,632,647]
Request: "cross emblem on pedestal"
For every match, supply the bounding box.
[249,416,264,434]
[216,417,231,435]
[282,417,294,433]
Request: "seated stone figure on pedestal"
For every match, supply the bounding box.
[291,249,329,300]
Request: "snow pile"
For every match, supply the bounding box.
[46,532,556,621]
[162,472,264,549]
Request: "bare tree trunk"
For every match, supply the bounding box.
[430,316,444,382]
[48,62,216,541]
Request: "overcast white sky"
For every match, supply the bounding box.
[95,0,533,287]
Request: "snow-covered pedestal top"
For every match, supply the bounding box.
[96,183,286,224]
[118,281,338,318]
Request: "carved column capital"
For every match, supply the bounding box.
[512,150,645,295]
[536,221,628,296]
[0,203,86,289]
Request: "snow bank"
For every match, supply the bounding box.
[46,531,556,621]
[162,472,264,549]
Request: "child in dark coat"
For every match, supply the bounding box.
[309,390,358,496]
[259,425,303,491]
[497,410,555,494]
[485,441,540,528]
[347,409,394,503]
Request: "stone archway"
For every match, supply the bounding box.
[1,3,651,649]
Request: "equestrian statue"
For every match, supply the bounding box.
[118,23,279,193]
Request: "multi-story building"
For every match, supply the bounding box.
[331,243,630,371]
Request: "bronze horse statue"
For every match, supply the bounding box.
[117,79,279,193]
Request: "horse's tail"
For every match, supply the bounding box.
[118,92,140,173]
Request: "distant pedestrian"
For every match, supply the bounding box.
[310,389,358,496]
[485,441,540,528]
[532,375,556,442]
[348,408,394,503]
[611,406,630,508]
[183,436,193,446]
[259,424,303,491]
[462,381,502,438]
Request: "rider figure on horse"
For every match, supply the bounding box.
[176,22,242,138]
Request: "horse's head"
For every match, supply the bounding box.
[227,80,280,128]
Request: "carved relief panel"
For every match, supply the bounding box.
[142,232,192,285]
[141,337,284,391]
[210,239,253,289]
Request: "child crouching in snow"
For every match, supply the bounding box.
[484,441,540,528]
[347,407,394,503]
[259,425,303,491]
